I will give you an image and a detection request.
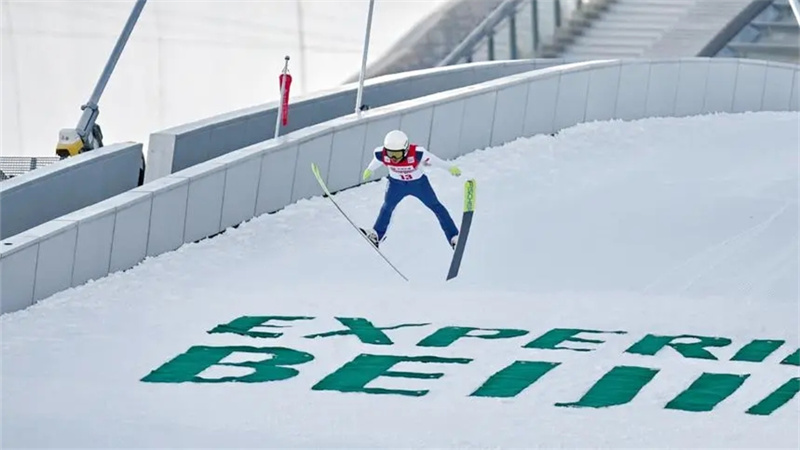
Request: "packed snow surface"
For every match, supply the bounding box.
[2,111,798,448]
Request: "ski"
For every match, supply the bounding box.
[446,178,476,281]
[311,163,409,282]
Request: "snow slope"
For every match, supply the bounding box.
[2,111,798,448]
[1,0,451,156]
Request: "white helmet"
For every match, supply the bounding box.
[383,130,409,153]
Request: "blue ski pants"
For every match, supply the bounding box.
[373,175,459,241]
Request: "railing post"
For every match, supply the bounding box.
[295,0,308,95]
[555,0,562,28]
[789,0,800,26]
[355,0,376,116]
[532,0,540,53]
[509,14,518,59]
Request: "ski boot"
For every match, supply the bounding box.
[450,234,458,250]
[360,228,381,248]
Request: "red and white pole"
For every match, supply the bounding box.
[275,55,293,139]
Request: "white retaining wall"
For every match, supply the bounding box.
[0,142,143,240]
[1,57,797,314]
[145,58,577,183]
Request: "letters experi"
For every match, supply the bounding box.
[142,315,799,416]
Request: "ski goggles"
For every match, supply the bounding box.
[384,148,405,160]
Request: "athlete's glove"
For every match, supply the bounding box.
[449,166,462,177]
[362,169,372,181]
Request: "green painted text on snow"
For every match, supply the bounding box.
[142,315,799,417]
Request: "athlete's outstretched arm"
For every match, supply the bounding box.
[362,150,385,180]
[366,157,383,172]
[422,149,461,176]
[421,149,450,168]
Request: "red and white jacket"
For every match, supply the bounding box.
[366,144,452,181]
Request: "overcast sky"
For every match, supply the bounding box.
[1,0,452,156]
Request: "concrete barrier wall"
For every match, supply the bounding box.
[0,142,143,240]
[143,58,580,183]
[2,58,798,314]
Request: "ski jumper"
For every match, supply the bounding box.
[365,144,459,242]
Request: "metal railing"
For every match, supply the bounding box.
[0,157,62,181]
[715,0,800,63]
[438,0,595,66]
[347,0,507,80]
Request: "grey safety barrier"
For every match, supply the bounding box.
[1,58,798,315]
[0,142,143,240]
[143,58,583,183]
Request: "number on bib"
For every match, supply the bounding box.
[400,174,413,180]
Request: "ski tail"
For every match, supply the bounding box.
[311,163,409,282]
[463,178,476,213]
[446,178,476,280]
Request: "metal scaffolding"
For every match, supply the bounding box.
[345,0,506,82]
